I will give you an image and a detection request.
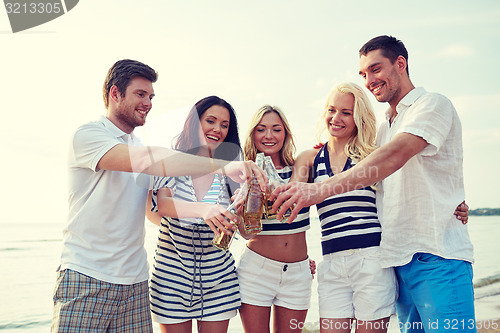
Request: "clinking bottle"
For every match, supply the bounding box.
[242,154,265,234]
[212,183,248,251]
[264,155,291,222]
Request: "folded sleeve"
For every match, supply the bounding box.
[150,176,176,213]
[396,94,453,156]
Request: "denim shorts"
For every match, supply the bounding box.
[395,253,477,333]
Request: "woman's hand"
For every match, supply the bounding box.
[201,204,239,236]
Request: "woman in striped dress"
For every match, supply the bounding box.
[236,105,314,333]
[146,96,243,333]
[292,82,469,333]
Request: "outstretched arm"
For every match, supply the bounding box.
[273,132,428,222]
[98,144,267,188]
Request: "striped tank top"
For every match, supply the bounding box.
[313,144,381,256]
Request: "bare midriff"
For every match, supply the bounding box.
[246,231,308,263]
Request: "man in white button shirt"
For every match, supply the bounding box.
[51,59,266,333]
[273,36,476,332]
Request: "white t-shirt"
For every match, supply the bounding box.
[58,116,149,284]
[376,87,474,268]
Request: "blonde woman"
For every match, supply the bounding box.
[236,105,313,333]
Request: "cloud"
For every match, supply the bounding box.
[437,44,475,58]
[451,94,500,127]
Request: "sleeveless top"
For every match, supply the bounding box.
[313,144,381,256]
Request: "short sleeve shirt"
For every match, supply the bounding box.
[59,116,149,284]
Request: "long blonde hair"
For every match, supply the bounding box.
[243,105,296,166]
[317,82,377,161]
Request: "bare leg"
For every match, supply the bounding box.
[159,320,192,333]
[197,319,230,333]
[239,303,272,333]
[272,305,308,333]
[354,317,390,333]
[320,318,353,333]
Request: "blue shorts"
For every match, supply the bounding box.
[395,253,476,333]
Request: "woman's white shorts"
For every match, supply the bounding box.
[318,246,397,321]
[236,247,312,310]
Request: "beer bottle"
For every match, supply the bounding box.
[263,155,291,222]
[212,183,248,251]
[243,175,265,234]
[242,153,265,234]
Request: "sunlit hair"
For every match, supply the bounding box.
[173,96,241,161]
[317,82,377,161]
[243,105,296,166]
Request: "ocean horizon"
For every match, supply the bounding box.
[1,215,499,332]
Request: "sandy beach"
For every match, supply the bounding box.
[477,320,500,333]
[476,293,500,332]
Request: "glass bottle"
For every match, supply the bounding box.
[212,183,248,251]
[264,155,291,222]
[242,153,265,234]
[243,175,265,234]
[255,152,265,169]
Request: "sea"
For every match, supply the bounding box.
[1,215,499,333]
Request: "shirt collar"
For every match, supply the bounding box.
[385,87,427,121]
[99,116,137,142]
[398,87,426,108]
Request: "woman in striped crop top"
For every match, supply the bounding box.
[236,105,313,333]
[146,96,243,333]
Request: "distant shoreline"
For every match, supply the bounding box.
[470,208,500,216]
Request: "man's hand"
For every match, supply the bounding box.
[224,161,267,191]
[271,182,325,222]
[309,258,317,278]
[454,200,469,225]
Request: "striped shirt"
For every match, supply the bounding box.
[313,144,381,256]
[150,174,240,321]
[259,166,310,235]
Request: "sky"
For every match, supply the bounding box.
[0,0,499,225]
